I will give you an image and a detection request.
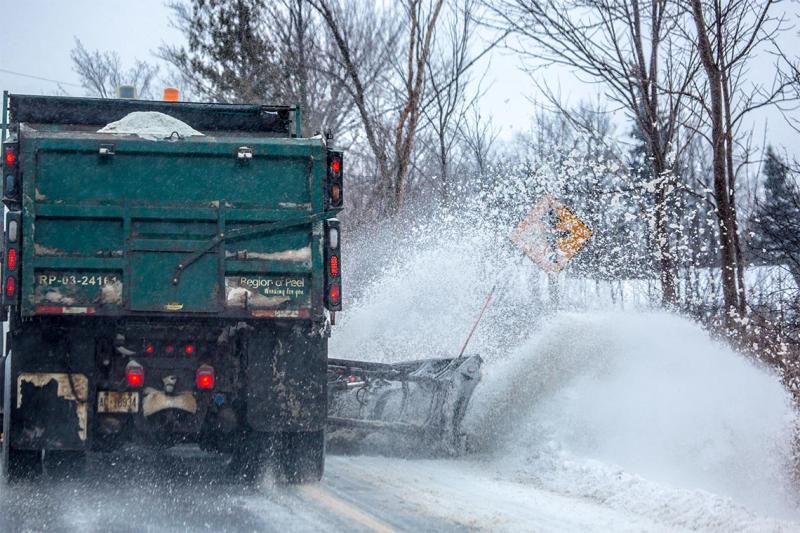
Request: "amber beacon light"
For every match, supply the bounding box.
[163,87,180,102]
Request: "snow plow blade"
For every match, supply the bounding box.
[326,355,482,455]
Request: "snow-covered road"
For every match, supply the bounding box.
[323,455,669,532]
[0,448,628,533]
[1,447,796,533]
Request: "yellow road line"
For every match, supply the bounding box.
[299,484,396,533]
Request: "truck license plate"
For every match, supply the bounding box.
[97,391,139,413]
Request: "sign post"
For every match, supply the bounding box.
[511,194,593,309]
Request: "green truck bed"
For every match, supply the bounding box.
[17,124,331,318]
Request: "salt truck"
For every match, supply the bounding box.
[0,91,481,484]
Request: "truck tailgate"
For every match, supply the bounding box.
[20,131,327,318]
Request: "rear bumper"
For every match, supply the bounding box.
[5,319,328,450]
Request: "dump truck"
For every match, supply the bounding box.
[0,92,482,484]
[0,92,346,483]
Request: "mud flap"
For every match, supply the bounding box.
[245,325,327,432]
[2,352,11,473]
[11,372,88,450]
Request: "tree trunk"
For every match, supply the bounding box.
[391,0,445,214]
[722,72,747,316]
[634,0,675,307]
[653,176,676,306]
[439,130,450,203]
[310,0,392,202]
[690,0,740,328]
[296,0,309,129]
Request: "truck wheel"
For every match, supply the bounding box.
[228,432,270,484]
[3,447,43,482]
[44,450,87,480]
[278,430,325,484]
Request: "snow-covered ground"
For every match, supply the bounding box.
[560,265,798,310]
[11,448,793,533]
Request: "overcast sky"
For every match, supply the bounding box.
[0,0,797,161]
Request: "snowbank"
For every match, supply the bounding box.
[97,111,204,141]
[465,311,800,524]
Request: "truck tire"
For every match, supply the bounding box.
[44,450,87,480]
[278,430,325,484]
[3,447,43,482]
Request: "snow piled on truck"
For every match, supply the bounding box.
[97,111,204,141]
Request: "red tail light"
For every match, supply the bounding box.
[6,248,16,270]
[145,344,154,354]
[329,283,341,306]
[185,344,195,354]
[126,361,144,388]
[327,151,344,209]
[196,365,215,390]
[330,156,341,175]
[5,276,15,298]
[329,255,340,277]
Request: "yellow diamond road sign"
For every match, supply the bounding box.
[511,194,593,273]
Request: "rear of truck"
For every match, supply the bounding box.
[0,94,343,483]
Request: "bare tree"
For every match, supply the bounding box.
[421,0,482,203]
[487,0,701,307]
[70,38,159,99]
[777,54,800,133]
[266,0,355,135]
[687,0,790,325]
[688,0,740,323]
[311,0,447,214]
[391,0,446,211]
[160,0,359,136]
[307,0,401,213]
[459,103,500,178]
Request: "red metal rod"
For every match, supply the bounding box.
[457,285,497,358]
